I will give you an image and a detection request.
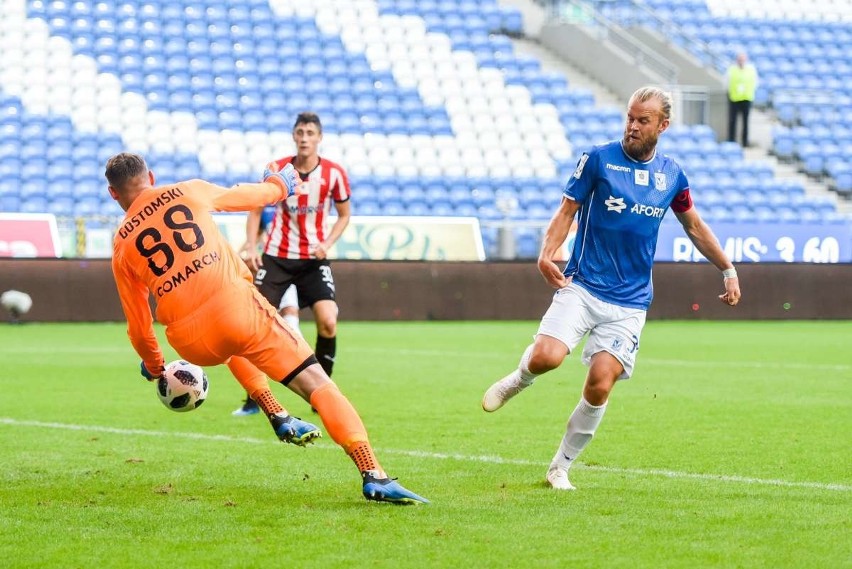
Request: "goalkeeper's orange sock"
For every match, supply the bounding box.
[226,357,287,417]
[250,388,286,417]
[226,356,268,393]
[310,382,384,476]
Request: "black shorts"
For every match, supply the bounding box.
[254,255,336,309]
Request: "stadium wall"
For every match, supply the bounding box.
[539,22,670,103]
[1,259,850,322]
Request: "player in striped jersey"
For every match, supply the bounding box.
[242,113,350,393]
[233,206,302,417]
[482,86,741,491]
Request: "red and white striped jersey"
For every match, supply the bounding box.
[262,156,351,260]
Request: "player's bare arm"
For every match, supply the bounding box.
[537,197,581,289]
[243,207,264,271]
[675,208,741,306]
[313,199,351,260]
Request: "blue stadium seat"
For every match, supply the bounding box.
[355,201,381,216]
[46,196,76,216]
[0,194,21,212]
[834,171,852,196]
[242,110,267,132]
[515,234,539,258]
[73,196,101,216]
[0,155,20,179]
[6,0,844,230]
[406,201,432,216]
[381,202,405,216]
[20,195,49,214]
[430,203,455,217]
[99,200,125,217]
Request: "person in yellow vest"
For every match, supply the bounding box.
[727,52,759,147]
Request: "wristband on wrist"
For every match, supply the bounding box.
[722,268,737,279]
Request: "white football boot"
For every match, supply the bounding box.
[481,371,533,412]
[546,465,576,491]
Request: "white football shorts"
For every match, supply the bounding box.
[537,282,647,379]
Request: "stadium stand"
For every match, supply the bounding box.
[0,0,848,258]
[586,0,852,200]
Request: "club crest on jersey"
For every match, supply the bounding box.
[634,170,649,186]
[654,172,667,191]
[605,196,626,213]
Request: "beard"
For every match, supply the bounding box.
[622,132,658,161]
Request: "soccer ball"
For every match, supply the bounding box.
[1,290,33,318]
[157,360,209,412]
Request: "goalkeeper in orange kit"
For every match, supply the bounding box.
[107,152,428,504]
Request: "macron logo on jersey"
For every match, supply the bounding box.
[605,196,627,212]
[605,163,631,173]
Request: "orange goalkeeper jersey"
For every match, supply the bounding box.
[111,179,288,372]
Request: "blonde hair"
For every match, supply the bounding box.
[630,86,673,121]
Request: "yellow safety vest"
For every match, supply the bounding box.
[728,64,758,102]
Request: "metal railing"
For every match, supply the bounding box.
[633,0,730,72]
[545,0,680,84]
[670,85,710,125]
[542,0,720,126]
[543,0,735,80]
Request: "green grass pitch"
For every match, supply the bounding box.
[1,320,850,568]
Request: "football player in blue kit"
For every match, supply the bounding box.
[482,86,741,491]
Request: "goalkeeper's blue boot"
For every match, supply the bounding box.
[270,413,321,446]
[362,470,430,505]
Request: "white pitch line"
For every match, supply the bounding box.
[1,418,849,492]
[1,348,848,374]
[347,347,852,372]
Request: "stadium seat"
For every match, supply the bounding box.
[20,195,49,214]
[834,172,852,196]
[355,201,381,216]
[2,0,841,248]
[46,195,76,216]
[406,201,431,216]
[0,194,21,212]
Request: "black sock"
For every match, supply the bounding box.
[315,335,336,377]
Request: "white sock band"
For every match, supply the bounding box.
[519,344,536,384]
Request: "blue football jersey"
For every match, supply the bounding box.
[260,205,276,230]
[563,140,690,309]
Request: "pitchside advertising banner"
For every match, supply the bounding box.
[0,213,62,257]
[655,220,852,263]
[214,214,488,261]
[1,212,851,263]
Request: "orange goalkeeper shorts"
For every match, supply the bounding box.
[164,282,313,382]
